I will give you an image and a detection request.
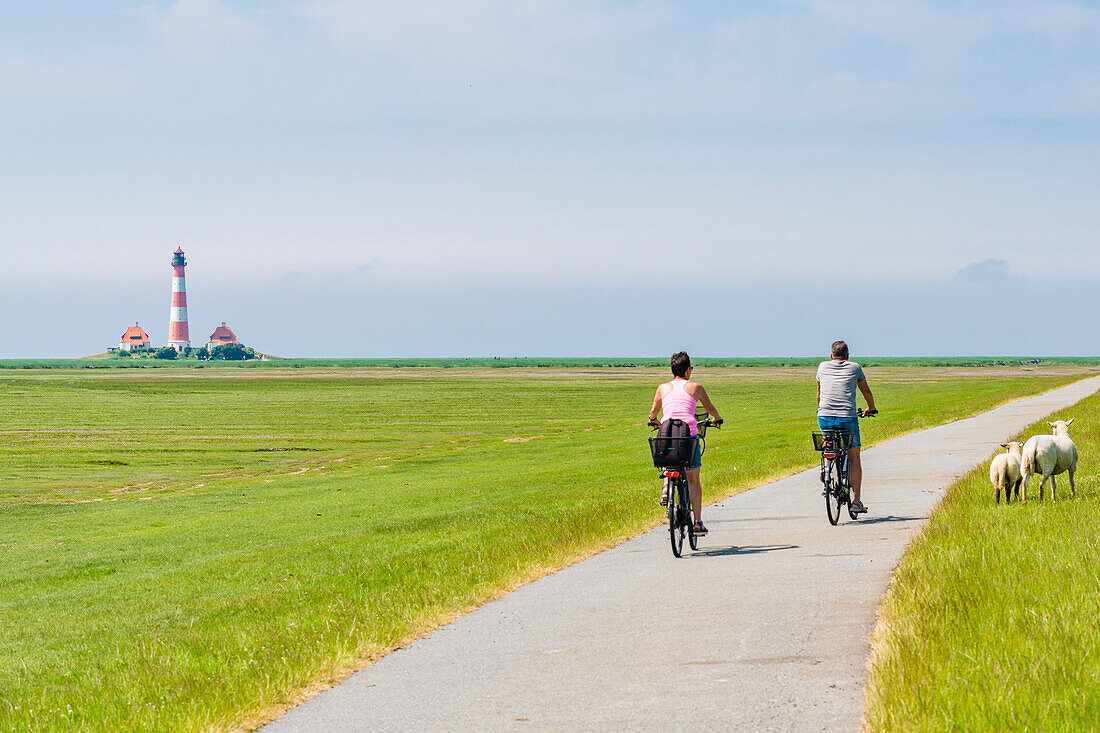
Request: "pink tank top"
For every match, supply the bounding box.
[661,379,698,436]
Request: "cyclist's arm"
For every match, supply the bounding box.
[691,384,723,422]
[858,379,876,412]
[816,379,821,407]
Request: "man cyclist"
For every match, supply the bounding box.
[648,352,723,535]
[816,340,877,513]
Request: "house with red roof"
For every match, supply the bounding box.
[119,322,151,351]
[206,322,240,350]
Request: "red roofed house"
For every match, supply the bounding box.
[207,322,240,350]
[119,322,151,351]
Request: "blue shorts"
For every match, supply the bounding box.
[687,437,702,471]
[817,416,860,449]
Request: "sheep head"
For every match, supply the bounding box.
[1048,419,1074,436]
[999,441,1023,455]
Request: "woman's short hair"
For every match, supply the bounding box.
[671,351,691,378]
[831,341,849,359]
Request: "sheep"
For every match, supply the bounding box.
[1020,419,1078,503]
[990,441,1023,504]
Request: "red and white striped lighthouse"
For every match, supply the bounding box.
[167,247,190,350]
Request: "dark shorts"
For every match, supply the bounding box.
[817,415,860,449]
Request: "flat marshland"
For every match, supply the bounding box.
[0,366,1091,731]
[865,387,1100,730]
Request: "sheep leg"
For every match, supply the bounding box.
[1039,475,1047,501]
[1021,474,1028,504]
[1013,477,1022,503]
[1051,475,1057,502]
[995,482,1001,504]
[1070,469,1076,496]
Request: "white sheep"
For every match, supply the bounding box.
[990,441,1023,504]
[1020,419,1078,503]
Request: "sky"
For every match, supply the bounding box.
[1,1,1099,357]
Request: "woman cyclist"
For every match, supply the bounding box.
[647,352,723,535]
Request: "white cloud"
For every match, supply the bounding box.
[957,258,1014,284]
[141,0,259,66]
[800,0,1100,51]
[296,0,672,77]
[710,0,1100,121]
[801,0,985,52]
[1002,1,1100,46]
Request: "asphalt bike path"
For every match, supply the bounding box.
[264,376,1100,732]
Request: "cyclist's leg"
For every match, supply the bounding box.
[848,448,862,504]
[687,468,702,524]
[686,433,704,527]
[848,417,864,506]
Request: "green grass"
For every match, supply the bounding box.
[865,385,1100,731]
[5,356,1100,370]
[0,366,1091,731]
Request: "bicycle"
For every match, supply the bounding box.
[811,408,877,525]
[649,411,721,557]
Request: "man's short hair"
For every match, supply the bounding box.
[671,351,691,378]
[831,341,849,360]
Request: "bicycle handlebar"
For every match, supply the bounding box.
[648,416,722,429]
[858,408,879,418]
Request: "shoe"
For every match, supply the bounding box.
[692,521,708,535]
[850,501,868,514]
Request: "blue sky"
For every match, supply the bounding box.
[1,1,1099,357]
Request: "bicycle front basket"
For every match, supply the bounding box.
[811,430,853,452]
[649,435,698,468]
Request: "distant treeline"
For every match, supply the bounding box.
[1,356,1100,370]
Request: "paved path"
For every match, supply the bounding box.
[265,376,1100,732]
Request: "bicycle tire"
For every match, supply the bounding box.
[824,459,842,526]
[679,478,697,551]
[669,478,684,557]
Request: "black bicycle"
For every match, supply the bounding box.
[811,408,876,525]
[649,411,720,557]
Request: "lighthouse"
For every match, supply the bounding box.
[167,247,191,350]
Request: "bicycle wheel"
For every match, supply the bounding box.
[669,479,684,557]
[824,459,842,526]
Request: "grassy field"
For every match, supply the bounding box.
[864,383,1100,730]
[5,356,1100,370]
[0,366,1092,731]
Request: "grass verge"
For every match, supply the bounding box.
[864,385,1100,730]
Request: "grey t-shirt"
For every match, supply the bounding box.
[816,360,866,418]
